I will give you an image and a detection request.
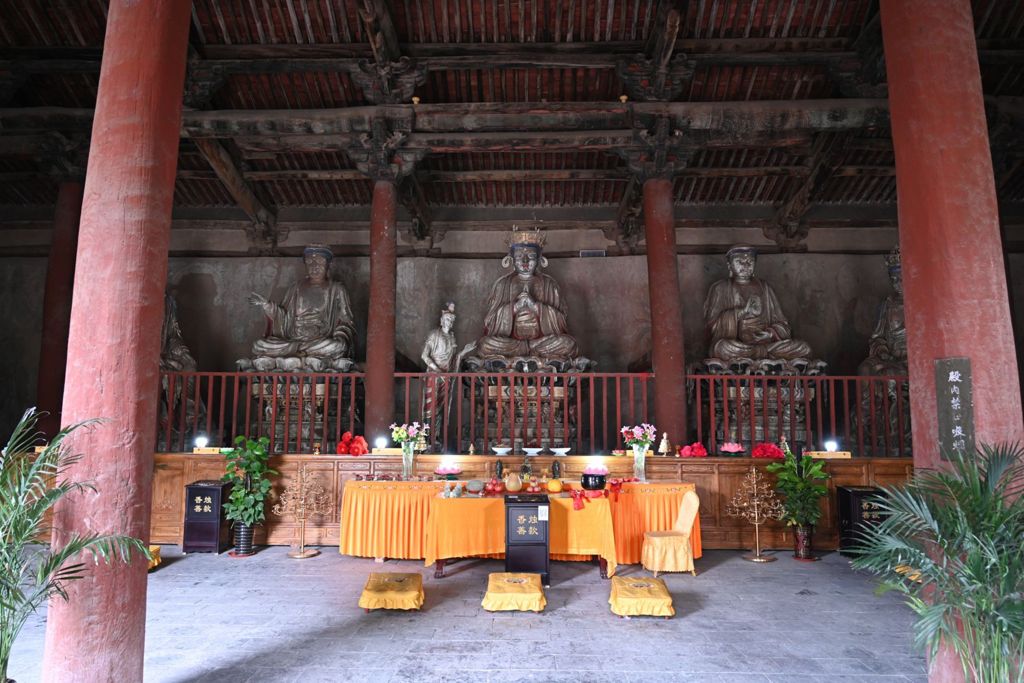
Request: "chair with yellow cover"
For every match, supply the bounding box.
[641,489,700,577]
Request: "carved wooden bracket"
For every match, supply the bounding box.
[351,57,427,104]
[762,221,810,252]
[616,56,695,102]
[616,117,691,181]
[184,61,228,109]
[348,118,425,180]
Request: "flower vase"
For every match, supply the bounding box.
[632,443,647,482]
[401,441,416,480]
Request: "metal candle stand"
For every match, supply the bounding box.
[725,466,785,562]
[272,464,334,559]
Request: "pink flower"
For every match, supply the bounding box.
[678,442,708,458]
[721,442,745,454]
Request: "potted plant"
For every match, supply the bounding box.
[0,409,149,683]
[765,438,829,560]
[850,444,1024,683]
[221,435,277,557]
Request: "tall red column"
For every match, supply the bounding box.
[35,180,83,438]
[365,179,398,442]
[881,0,1024,471]
[41,1,190,681]
[643,177,688,447]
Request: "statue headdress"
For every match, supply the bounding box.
[440,301,456,321]
[725,244,757,261]
[885,246,901,273]
[303,243,334,262]
[506,226,546,250]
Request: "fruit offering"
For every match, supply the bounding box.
[546,478,563,493]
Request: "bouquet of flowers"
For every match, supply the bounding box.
[677,442,708,458]
[390,422,428,443]
[752,442,784,459]
[620,423,657,449]
[335,431,369,456]
[720,442,745,455]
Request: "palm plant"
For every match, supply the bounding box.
[850,443,1024,683]
[0,409,149,683]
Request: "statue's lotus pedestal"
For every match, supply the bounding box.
[695,359,825,451]
[247,374,361,452]
[478,379,573,453]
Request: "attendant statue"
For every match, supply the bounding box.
[703,245,814,372]
[243,244,356,372]
[858,248,906,376]
[421,302,459,373]
[471,228,580,369]
[160,291,197,373]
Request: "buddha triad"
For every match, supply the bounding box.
[703,245,814,371]
[242,244,356,372]
[859,247,906,376]
[471,228,580,367]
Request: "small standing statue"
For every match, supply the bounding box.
[658,432,671,456]
[272,464,334,559]
[725,466,785,562]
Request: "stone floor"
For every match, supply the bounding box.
[8,547,926,683]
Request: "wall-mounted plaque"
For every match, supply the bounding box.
[934,357,975,461]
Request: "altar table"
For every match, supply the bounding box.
[339,481,702,573]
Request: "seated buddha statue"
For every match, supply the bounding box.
[472,228,580,366]
[859,248,906,376]
[242,244,356,372]
[703,245,813,370]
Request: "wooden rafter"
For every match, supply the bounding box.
[767,133,848,251]
[191,138,280,254]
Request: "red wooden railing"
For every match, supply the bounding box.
[158,371,911,457]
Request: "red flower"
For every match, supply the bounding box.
[677,442,708,458]
[752,442,784,459]
[336,432,367,455]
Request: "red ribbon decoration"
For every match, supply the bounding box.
[569,488,587,510]
[607,479,623,502]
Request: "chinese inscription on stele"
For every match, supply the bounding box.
[934,357,975,461]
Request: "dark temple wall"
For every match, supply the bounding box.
[7,251,1016,435]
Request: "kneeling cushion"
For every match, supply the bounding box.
[608,575,674,617]
[358,572,425,611]
[481,572,546,612]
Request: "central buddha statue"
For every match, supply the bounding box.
[467,228,581,370]
[240,244,356,372]
[703,245,816,373]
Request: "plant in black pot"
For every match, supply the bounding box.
[221,435,277,557]
[765,438,829,561]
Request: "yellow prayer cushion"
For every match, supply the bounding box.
[147,545,162,571]
[358,573,425,611]
[481,573,546,612]
[608,576,675,617]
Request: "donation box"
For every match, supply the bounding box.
[504,493,550,586]
[183,480,231,554]
[837,485,884,556]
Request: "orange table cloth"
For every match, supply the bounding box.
[610,482,702,563]
[423,495,619,576]
[339,480,701,568]
[338,480,444,559]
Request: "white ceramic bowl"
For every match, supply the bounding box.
[550,447,570,456]
[523,447,543,456]
[492,446,512,455]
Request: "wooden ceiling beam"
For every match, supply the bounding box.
[191,137,281,254]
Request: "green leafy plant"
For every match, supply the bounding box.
[764,440,829,526]
[221,435,277,528]
[0,408,149,683]
[850,443,1024,683]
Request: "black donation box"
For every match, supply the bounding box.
[183,480,231,554]
[504,493,550,586]
[837,485,884,556]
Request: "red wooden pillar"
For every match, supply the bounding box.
[365,179,398,442]
[881,0,1024,466]
[881,3,1024,677]
[35,180,83,438]
[41,1,190,681]
[643,177,687,447]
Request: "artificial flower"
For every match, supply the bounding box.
[721,442,745,454]
[677,442,708,458]
[752,442,784,459]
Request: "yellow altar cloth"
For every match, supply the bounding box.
[481,573,546,612]
[338,480,445,559]
[608,576,674,617]
[339,480,701,569]
[611,482,702,562]
[358,572,425,611]
[423,494,619,576]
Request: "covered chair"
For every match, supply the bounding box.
[641,490,700,577]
